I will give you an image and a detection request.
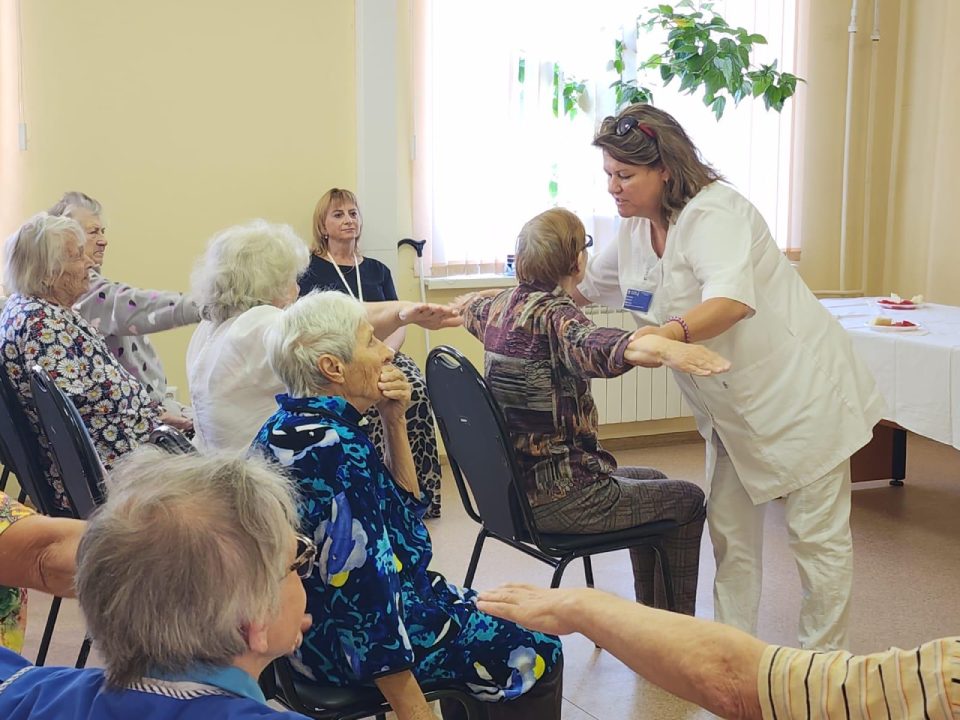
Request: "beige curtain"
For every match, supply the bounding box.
[875,0,960,303]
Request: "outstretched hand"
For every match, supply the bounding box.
[624,333,731,376]
[659,342,730,376]
[476,583,589,636]
[399,302,463,330]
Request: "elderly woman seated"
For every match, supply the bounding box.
[0,447,315,719]
[49,191,200,429]
[0,213,164,511]
[253,291,563,720]
[187,219,460,453]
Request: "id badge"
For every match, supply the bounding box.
[624,289,654,313]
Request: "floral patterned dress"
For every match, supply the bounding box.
[0,491,35,652]
[253,395,562,703]
[0,294,161,511]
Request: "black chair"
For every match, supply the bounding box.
[0,369,90,667]
[0,441,12,494]
[425,345,679,609]
[263,656,481,720]
[29,366,105,519]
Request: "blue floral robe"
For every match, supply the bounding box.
[253,395,562,703]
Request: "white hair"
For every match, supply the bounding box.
[191,219,309,324]
[76,446,300,689]
[3,212,85,297]
[48,190,105,222]
[265,291,367,397]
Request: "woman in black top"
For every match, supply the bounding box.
[299,188,441,517]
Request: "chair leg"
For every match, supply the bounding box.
[582,556,595,588]
[17,488,27,504]
[463,528,488,588]
[652,542,677,613]
[550,556,573,589]
[36,596,62,666]
[75,637,92,668]
[0,465,9,493]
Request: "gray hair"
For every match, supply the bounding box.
[265,291,367,397]
[191,219,309,324]
[48,190,105,222]
[3,212,85,297]
[75,446,300,689]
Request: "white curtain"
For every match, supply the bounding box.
[416,0,800,276]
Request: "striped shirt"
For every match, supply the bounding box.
[759,637,960,719]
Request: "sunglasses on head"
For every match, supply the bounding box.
[584,234,594,249]
[289,533,318,579]
[611,115,657,140]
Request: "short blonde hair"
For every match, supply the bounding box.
[515,208,586,286]
[312,188,362,256]
[192,219,309,324]
[3,212,85,297]
[593,104,723,224]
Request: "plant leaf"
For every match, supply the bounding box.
[712,95,727,120]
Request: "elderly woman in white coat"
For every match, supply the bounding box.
[187,219,461,454]
[574,105,885,651]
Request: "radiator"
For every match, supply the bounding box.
[584,307,693,425]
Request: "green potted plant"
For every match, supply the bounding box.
[613,1,802,120]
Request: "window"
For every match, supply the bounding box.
[414,0,801,276]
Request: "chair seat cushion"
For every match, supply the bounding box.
[536,519,680,553]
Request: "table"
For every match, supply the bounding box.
[822,298,960,483]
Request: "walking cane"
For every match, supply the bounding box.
[398,238,429,358]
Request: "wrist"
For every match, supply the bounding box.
[664,317,688,343]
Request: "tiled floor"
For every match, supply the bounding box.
[24,435,960,718]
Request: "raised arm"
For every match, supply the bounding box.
[477,585,766,720]
[458,293,497,344]
[364,301,462,341]
[551,302,634,379]
[74,273,200,337]
[625,334,731,376]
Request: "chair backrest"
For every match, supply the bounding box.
[147,425,198,455]
[425,346,537,543]
[0,369,62,515]
[29,366,105,519]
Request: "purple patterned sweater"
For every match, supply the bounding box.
[462,282,634,508]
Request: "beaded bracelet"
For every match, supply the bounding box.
[666,316,691,343]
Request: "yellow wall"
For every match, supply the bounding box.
[1,0,358,397]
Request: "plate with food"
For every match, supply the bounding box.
[875,293,924,310]
[866,316,924,332]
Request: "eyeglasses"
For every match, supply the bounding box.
[611,115,657,140]
[288,533,318,579]
[584,234,594,250]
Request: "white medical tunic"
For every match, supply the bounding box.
[580,183,886,503]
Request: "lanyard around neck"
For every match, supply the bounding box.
[325,253,363,302]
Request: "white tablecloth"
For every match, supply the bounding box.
[821,298,960,451]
